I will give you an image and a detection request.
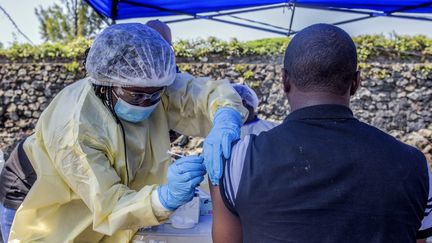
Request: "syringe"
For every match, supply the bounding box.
[167,150,185,159]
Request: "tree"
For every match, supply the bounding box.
[35,0,104,42]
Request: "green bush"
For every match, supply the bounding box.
[64,61,80,73]
[1,35,432,62]
[0,37,91,61]
[352,34,432,61]
[243,70,254,80]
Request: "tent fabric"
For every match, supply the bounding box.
[86,0,284,20]
[295,0,432,14]
[85,0,432,20]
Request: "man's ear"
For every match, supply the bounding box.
[282,69,291,93]
[350,71,361,96]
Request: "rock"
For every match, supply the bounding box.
[419,129,432,139]
[32,111,41,118]
[407,92,421,101]
[28,103,40,111]
[405,85,416,92]
[409,113,418,120]
[4,121,14,128]
[23,110,32,118]
[357,89,371,99]
[423,145,432,154]
[396,79,409,86]
[40,103,48,110]
[33,81,45,91]
[16,120,29,128]
[4,90,14,97]
[404,132,429,148]
[17,104,27,111]
[20,93,28,100]
[17,69,27,76]
[37,97,47,104]
[44,87,52,97]
[408,121,425,132]
[9,112,19,121]
[226,70,240,78]
[6,103,16,113]
[27,89,35,96]
[376,103,387,110]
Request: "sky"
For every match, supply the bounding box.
[1,0,432,47]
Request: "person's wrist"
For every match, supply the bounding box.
[157,185,178,211]
[152,188,172,213]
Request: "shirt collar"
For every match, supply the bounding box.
[284,104,354,122]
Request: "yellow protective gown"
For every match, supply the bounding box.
[10,73,247,243]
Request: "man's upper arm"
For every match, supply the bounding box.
[210,184,242,243]
[210,135,251,243]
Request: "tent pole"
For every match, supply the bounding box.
[295,5,378,16]
[121,0,288,35]
[227,15,290,31]
[212,4,287,17]
[288,3,296,36]
[385,14,432,22]
[165,4,287,24]
[209,17,288,35]
[332,15,376,26]
[295,4,432,23]
[111,0,118,24]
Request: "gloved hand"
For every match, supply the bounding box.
[203,107,242,186]
[158,155,205,211]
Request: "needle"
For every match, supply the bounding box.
[167,150,185,158]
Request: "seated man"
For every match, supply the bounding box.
[232,84,278,138]
[210,24,432,243]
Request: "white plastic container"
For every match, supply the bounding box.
[133,190,213,243]
[170,196,200,228]
[132,215,212,243]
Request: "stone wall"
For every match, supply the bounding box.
[1,58,431,162]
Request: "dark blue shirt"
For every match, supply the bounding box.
[221,105,432,243]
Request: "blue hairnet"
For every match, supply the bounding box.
[86,23,176,88]
[232,84,259,110]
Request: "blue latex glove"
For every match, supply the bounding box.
[203,107,242,185]
[158,156,205,211]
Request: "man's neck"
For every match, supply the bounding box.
[245,115,259,124]
[288,91,350,112]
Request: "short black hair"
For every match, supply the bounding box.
[283,24,357,95]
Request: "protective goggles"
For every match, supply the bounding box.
[114,87,165,105]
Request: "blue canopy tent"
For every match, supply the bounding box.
[85,0,432,35]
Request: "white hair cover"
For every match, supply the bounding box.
[86,23,176,88]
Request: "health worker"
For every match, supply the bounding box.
[1,23,246,242]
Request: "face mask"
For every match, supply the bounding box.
[114,97,159,123]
